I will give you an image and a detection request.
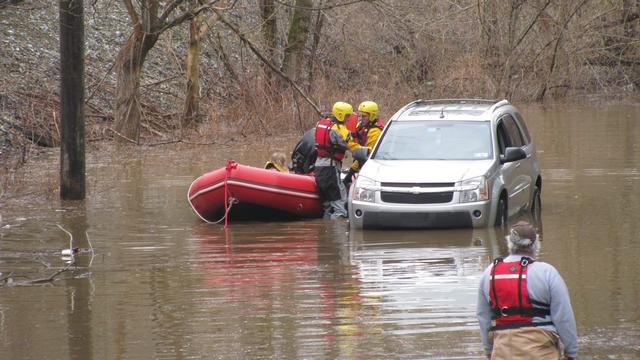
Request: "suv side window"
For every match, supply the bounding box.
[496,123,508,155]
[513,113,531,145]
[501,115,524,148]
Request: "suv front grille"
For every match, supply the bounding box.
[381,191,453,204]
[381,182,455,187]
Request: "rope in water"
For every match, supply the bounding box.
[222,160,238,228]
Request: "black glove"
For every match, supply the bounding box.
[343,168,356,188]
[352,147,369,163]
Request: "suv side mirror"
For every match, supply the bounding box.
[500,147,526,163]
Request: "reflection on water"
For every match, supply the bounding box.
[0,105,639,358]
[348,229,497,336]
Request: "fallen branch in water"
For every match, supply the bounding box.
[0,263,73,287]
[0,225,96,287]
[26,263,74,284]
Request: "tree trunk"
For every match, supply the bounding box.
[281,0,312,80]
[259,0,278,82]
[59,0,85,200]
[113,29,158,143]
[114,0,207,142]
[536,1,587,100]
[183,13,203,128]
[500,0,527,98]
[478,0,501,96]
[307,0,325,90]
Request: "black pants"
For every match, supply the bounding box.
[314,166,341,201]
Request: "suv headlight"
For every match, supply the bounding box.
[459,176,489,203]
[352,175,378,203]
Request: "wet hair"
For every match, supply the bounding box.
[266,152,289,172]
[506,221,540,254]
[270,152,287,168]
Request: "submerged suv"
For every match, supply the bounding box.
[348,99,541,229]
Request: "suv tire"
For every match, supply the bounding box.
[495,196,508,228]
[531,185,541,226]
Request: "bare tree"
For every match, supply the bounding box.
[259,0,279,83]
[183,11,204,128]
[534,1,589,100]
[113,0,215,143]
[282,0,313,81]
[212,6,321,115]
[478,0,553,98]
[617,0,639,64]
[306,0,326,90]
[183,1,225,128]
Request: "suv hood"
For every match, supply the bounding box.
[360,159,495,183]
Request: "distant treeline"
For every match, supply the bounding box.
[1,0,638,150]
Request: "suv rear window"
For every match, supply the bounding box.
[373,121,493,160]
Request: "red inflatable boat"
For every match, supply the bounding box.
[188,161,323,222]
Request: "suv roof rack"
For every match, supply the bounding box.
[418,99,500,105]
[392,99,511,120]
[488,99,510,113]
[392,99,428,120]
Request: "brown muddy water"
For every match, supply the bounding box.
[1,102,639,359]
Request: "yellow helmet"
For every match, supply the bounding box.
[358,101,378,120]
[332,101,353,122]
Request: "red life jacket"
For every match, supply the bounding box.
[353,118,385,146]
[315,117,347,160]
[489,257,551,331]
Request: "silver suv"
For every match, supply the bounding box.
[348,99,541,229]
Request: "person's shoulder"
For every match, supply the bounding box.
[481,262,495,276]
[532,260,555,268]
[333,122,348,133]
[531,260,561,275]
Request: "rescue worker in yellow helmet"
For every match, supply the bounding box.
[343,101,385,188]
[314,102,368,219]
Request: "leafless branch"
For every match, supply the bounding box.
[513,0,552,51]
[122,0,141,31]
[212,7,322,116]
[159,1,223,34]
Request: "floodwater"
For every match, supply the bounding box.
[1,102,639,359]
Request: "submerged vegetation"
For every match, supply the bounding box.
[0,0,638,172]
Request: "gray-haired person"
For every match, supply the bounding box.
[476,221,578,360]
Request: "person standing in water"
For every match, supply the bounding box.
[476,221,578,360]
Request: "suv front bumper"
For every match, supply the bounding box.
[349,200,493,229]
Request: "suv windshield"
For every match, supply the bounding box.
[373,120,493,160]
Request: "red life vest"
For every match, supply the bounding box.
[353,118,385,146]
[315,117,347,160]
[489,257,551,331]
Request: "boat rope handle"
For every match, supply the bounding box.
[223,160,238,228]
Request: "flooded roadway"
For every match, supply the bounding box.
[0,102,639,359]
